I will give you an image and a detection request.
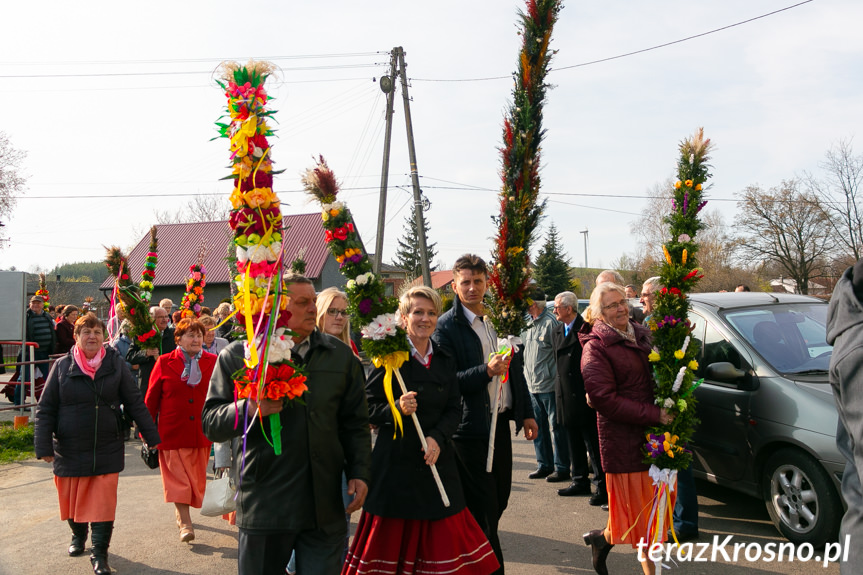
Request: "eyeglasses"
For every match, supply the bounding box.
[552,305,570,311]
[327,308,349,318]
[601,300,628,311]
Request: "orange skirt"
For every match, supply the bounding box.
[55,474,119,523]
[605,471,677,549]
[158,447,210,507]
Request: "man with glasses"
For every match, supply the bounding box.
[639,276,661,325]
[551,291,606,504]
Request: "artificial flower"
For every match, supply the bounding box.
[688,359,699,371]
[674,350,685,360]
[648,350,661,362]
[674,181,682,189]
[684,179,693,187]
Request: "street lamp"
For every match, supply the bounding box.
[580,229,589,269]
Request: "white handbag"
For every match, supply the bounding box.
[200,471,236,517]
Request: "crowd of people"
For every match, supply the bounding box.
[28,258,841,575]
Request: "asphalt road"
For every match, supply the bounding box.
[0,416,842,575]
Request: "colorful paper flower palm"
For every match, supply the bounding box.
[215,61,306,442]
[36,273,50,311]
[643,128,713,470]
[302,156,411,431]
[104,226,160,348]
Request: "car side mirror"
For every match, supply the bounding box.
[706,361,746,383]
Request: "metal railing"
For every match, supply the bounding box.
[0,341,54,419]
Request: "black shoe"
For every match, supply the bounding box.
[588,490,608,506]
[546,470,571,483]
[558,482,591,496]
[89,521,113,575]
[667,529,699,543]
[583,528,614,575]
[528,468,553,479]
[67,519,88,557]
[601,504,609,511]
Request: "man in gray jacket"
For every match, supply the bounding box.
[521,286,569,482]
[202,275,371,575]
[827,258,863,574]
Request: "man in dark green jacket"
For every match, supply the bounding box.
[202,276,371,575]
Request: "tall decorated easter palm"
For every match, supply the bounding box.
[216,60,307,456]
[486,0,562,470]
[642,128,712,559]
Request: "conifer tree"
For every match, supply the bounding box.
[394,212,437,278]
[533,222,571,298]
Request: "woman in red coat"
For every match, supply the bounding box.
[55,305,79,355]
[578,282,676,575]
[145,318,216,544]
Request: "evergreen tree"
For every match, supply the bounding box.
[394,212,437,278]
[533,222,571,298]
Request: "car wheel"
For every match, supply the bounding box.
[762,448,841,547]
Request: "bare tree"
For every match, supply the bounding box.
[804,139,863,261]
[0,132,27,246]
[734,180,834,294]
[155,193,230,224]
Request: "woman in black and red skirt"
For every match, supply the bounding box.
[342,286,499,575]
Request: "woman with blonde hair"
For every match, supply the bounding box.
[343,286,499,575]
[316,286,359,356]
[578,282,675,575]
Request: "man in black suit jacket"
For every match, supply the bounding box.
[551,291,606,505]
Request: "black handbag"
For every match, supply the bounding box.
[141,443,159,469]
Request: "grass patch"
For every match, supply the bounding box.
[0,421,35,464]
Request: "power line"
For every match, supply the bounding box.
[0,51,385,66]
[410,0,815,82]
[0,62,384,79]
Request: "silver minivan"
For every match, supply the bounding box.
[686,292,842,547]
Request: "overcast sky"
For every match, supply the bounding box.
[1,0,860,276]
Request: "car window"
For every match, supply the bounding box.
[721,303,830,374]
[688,311,745,380]
[703,321,744,371]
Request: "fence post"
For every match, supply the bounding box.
[29,345,36,420]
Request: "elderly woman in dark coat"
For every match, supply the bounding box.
[35,313,160,575]
[342,286,499,575]
[578,283,675,575]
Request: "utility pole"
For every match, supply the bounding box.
[397,47,432,287]
[580,228,589,269]
[373,50,398,276]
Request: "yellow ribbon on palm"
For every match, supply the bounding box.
[241,262,259,368]
[230,115,258,157]
[372,351,410,438]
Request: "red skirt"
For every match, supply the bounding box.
[606,470,677,549]
[158,447,209,507]
[54,474,119,523]
[342,509,499,575]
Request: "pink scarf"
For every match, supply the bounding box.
[73,345,106,379]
